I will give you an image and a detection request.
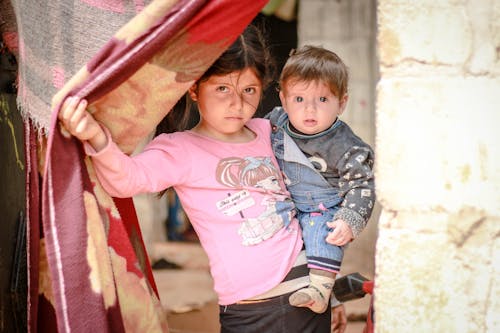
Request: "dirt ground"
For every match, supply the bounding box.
[152,205,380,333]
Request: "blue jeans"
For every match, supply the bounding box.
[219,291,331,333]
[297,208,343,272]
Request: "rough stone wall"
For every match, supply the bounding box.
[375,0,500,332]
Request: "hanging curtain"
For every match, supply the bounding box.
[2,0,268,332]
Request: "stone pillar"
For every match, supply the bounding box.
[376,0,500,332]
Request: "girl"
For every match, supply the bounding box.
[59,25,338,333]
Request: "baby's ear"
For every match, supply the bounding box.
[279,90,286,107]
[339,94,349,114]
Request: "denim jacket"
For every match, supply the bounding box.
[266,107,375,236]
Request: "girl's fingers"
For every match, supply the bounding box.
[59,97,71,120]
[75,116,88,134]
[60,96,78,121]
[69,99,88,129]
[59,97,90,136]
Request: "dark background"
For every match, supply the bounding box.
[0,38,27,333]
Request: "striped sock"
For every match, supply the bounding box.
[288,269,335,313]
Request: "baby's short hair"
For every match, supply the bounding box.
[280,45,349,98]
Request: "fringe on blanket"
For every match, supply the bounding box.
[7,0,154,133]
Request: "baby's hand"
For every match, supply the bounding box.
[325,219,353,246]
[58,97,107,151]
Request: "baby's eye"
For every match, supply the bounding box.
[319,97,328,102]
[294,96,303,102]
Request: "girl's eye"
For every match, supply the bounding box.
[294,96,303,102]
[319,97,328,102]
[244,87,256,94]
[216,86,229,92]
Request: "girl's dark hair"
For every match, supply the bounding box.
[198,24,274,89]
[155,24,275,135]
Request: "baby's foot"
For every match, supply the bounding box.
[289,286,328,313]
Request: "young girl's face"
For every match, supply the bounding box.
[280,79,348,135]
[190,68,262,141]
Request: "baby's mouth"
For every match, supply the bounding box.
[303,119,317,126]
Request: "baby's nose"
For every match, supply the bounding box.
[305,101,317,113]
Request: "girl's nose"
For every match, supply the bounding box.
[231,92,244,110]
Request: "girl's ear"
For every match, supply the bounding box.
[188,84,198,101]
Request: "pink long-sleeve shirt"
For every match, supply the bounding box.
[85,118,303,305]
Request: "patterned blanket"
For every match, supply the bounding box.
[1,0,267,331]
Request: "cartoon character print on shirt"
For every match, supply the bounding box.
[216,156,295,246]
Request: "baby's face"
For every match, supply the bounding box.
[280,80,347,135]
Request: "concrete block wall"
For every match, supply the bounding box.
[376,0,500,332]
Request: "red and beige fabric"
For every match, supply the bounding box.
[1,0,267,332]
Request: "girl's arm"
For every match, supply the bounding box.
[58,96,182,198]
[58,97,108,151]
